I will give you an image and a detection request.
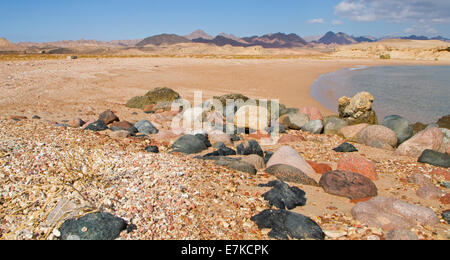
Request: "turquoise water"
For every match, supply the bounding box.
[310,66,450,124]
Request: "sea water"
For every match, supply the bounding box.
[310,66,450,124]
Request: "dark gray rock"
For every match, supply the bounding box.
[195,134,211,148]
[443,210,450,224]
[60,212,127,240]
[203,143,236,157]
[172,135,208,154]
[258,180,307,210]
[264,151,274,164]
[302,120,324,134]
[32,115,41,120]
[333,143,358,153]
[320,170,378,200]
[418,149,450,168]
[214,157,257,175]
[84,120,108,132]
[237,140,264,157]
[251,210,325,240]
[134,120,159,135]
[382,115,414,145]
[230,134,241,142]
[145,146,159,153]
[265,164,319,187]
[127,126,139,135]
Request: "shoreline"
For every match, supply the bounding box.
[1,57,450,122]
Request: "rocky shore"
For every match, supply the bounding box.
[1,87,449,240]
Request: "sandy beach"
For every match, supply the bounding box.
[1,57,449,122]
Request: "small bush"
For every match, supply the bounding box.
[380,54,391,60]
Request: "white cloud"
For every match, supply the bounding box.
[335,0,450,23]
[335,0,450,35]
[308,18,325,24]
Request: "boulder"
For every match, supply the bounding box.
[84,120,108,132]
[98,110,119,125]
[437,115,450,130]
[386,229,418,240]
[333,143,358,153]
[145,146,159,153]
[351,197,440,231]
[267,146,316,177]
[241,154,266,170]
[357,125,398,149]
[307,161,332,175]
[251,209,325,240]
[134,120,159,135]
[394,127,444,158]
[442,210,450,224]
[109,130,131,139]
[416,184,444,200]
[208,130,233,147]
[172,135,208,154]
[417,149,450,168]
[298,107,323,121]
[265,164,319,187]
[236,140,264,157]
[280,113,310,130]
[338,124,369,142]
[382,115,414,145]
[259,180,307,210]
[125,87,181,109]
[338,92,378,125]
[110,121,133,130]
[319,171,378,200]
[337,155,378,181]
[323,116,348,135]
[60,212,127,240]
[202,144,236,157]
[302,120,324,134]
[214,157,257,175]
[68,118,86,128]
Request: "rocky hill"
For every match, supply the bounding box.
[0,38,24,52]
[136,34,192,47]
[184,30,213,40]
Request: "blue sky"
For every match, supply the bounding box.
[1,0,450,42]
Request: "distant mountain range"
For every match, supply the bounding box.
[2,30,449,53]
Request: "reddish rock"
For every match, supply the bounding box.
[394,127,444,158]
[441,193,450,204]
[278,134,306,144]
[351,197,440,231]
[298,107,323,121]
[98,110,119,125]
[307,161,332,175]
[248,131,271,140]
[337,155,378,181]
[338,124,369,142]
[430,169,450,181]
[319,170,378,200]
[110,121,134,130]
[357,125,398,150]
[416,184,444,200]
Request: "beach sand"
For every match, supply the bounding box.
[1,57,448,122]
